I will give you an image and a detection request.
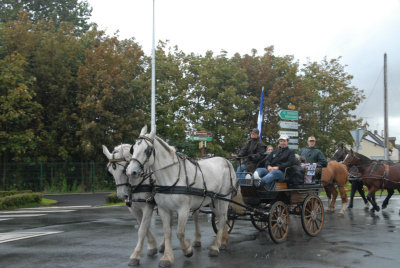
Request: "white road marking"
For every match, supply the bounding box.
[0,214,46,218]
[0,231,63,244]
[0,210,75,214]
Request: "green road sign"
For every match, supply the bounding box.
[278,110,298,120]
[190,136,212,141]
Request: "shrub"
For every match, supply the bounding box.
[0,192,42,210]
[106,192,123,203]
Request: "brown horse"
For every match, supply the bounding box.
[343,150,400,212]
[321,160,349,215]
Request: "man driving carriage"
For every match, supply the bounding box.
[253,134,296,190]
[234,128,266,178]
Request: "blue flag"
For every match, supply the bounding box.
[257,87,264,139]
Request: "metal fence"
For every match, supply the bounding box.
[1,162,114,193]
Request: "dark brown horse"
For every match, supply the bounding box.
[332,144,369,209]
[343,150,400,212]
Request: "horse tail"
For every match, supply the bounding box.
[231,188,246,214]
[225,158,246,214]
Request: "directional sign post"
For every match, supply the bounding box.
[279,121,299,129]
[278,110,298,120]
[278,131,298,137]
[190,136,212,141]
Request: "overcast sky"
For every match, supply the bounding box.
[86,0,400,140]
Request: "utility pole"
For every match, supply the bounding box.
[151,0,156,132]
[383,53,389,160]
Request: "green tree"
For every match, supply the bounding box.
[76,31,148,160]
[301,57,364,156]
[0,0,92,33]
[0,52,42,162]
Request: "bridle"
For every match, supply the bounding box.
[107,150,130,188]
[129,135,155,178]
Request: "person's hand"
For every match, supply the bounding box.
[312,163,317,165]
[231,153,238,158]
[267,165,273,171]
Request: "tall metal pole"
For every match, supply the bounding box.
[383,53,389,160]
[151,0,156,131]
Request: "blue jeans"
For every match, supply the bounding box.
[236,164,246,179]
[255,168,284,190]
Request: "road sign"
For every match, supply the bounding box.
[278,110,298,120]
[289,138,298,144]
[350,128,364,152]
[279,121,299,129]
[278,130,298,137]
[189,131,212,137]
[190,136,212,141]
[288,144,299,150]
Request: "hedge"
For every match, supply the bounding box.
[0,190,33,198]
[0,192,42,210]
[106,192,123,204]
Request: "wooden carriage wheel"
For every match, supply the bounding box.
[250,214,268,231]
[268,201,289,243]
[211,210,235,234]
[301,195,324,236]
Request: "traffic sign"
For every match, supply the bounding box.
[278,130,298,137]
[190,136,212,141]
[278,121,299,129]
[278,110,298,120]
[289,138,298,144]
[189,131,212,137]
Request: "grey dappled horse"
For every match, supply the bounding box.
[126,126,244,267]
[103,144,162,266]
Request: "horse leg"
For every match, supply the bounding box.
[192,210,202,248]
[367,190,380,212]
[382,188,394,209]
[176,207,193,258]
[158,216,171,253]
[127,208,145,266]
[158,208,174,267]
[337,185,348,216]
[209,201,229,256]
[323,186,332,211]
[347,181,357,209]
[357,182,369,209]
[326,185,337,212]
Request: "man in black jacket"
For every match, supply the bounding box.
[235,128,266,178]
[253,134,295,189]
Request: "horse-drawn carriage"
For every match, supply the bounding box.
[209,163,325,243]
[103,126,325,267]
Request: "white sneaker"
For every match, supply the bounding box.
[245,174,252,179]
[253,179,261,188]
[253,171,260,180]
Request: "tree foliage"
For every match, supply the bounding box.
[0,5,365,163]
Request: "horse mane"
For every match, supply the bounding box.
[155,136,176,156]
[354,151,372,163]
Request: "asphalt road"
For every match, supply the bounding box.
[1,194,399,268]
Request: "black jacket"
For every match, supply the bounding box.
[238,138,266,172]
[262,147,295,172]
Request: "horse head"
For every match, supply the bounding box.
[126,125,156,178]
[332,143,348,162]
[103,144,132,200]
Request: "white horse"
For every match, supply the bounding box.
[103,143,162,266]
[126,126,244,267]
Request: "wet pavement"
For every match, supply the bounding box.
[0,195,399,268]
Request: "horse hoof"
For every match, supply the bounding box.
[193,241,201,248]
[337,212,344,217]
[185,250,193,258]
[159,246,165,253]
[128,258,140,266]
[147,248,158,256]
[347,204,353,209]
[158,260,172,268]
[209,249,219,257]
[382,204,387,210]
[220,244,227,250]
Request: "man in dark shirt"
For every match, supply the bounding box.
[298,136,327,167]
[253,134,295,189]
[234,128,266,178]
